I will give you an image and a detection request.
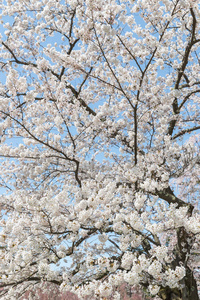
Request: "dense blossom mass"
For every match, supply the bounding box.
[0,0,200,299]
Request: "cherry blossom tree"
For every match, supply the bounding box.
[0,0,200,299]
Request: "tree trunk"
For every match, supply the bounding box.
[158,267,199,300]
[182,266,199,300]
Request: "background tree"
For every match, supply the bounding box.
[0,0,200,299]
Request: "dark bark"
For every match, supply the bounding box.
[158,267,199,300]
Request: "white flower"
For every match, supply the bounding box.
[121,252,134,270]
[149,284,160,295]
[68,220,80,232]
[99,282,113,297]
[62,273,69,282]
[112,291,121,300]
[174,266,186,279]
[164,266,186,288]
[38,262,49,275]
[148,260,162,277]
[124,271,140,285]
[134,193,146,210]
[154,246,168,262]
[98,233,108,243]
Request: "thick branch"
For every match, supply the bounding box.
[168,8,199,135]
[156,187,194,215]
[172,125,200,139]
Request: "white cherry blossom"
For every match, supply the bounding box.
[0,0,199,299]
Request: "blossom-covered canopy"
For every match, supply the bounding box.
[0,0,200,299]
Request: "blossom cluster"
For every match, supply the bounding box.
[0,0,199,299]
